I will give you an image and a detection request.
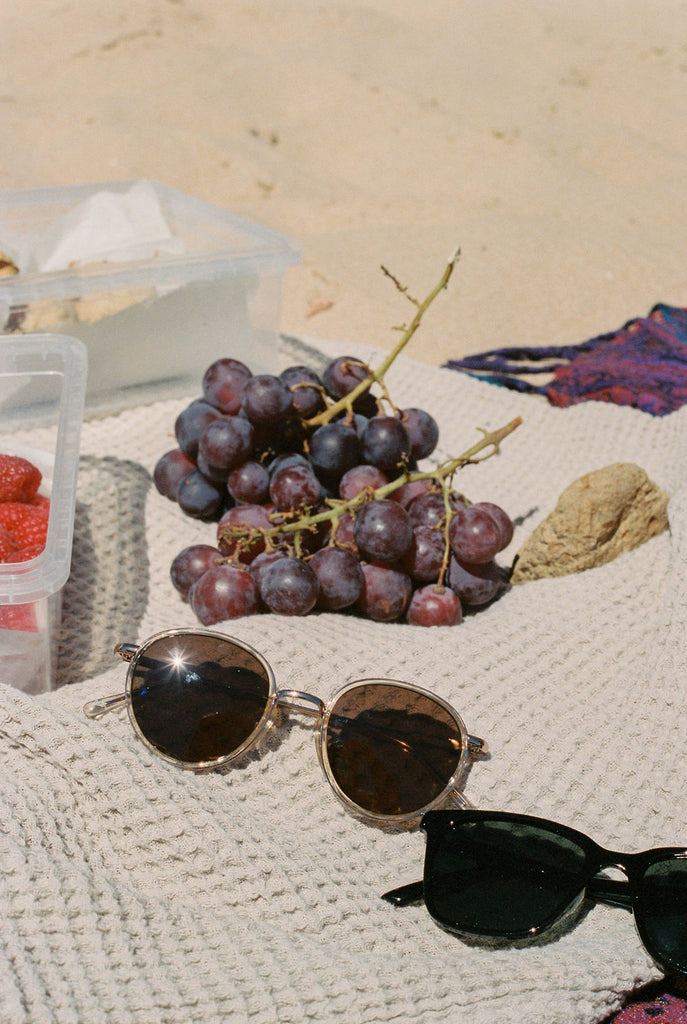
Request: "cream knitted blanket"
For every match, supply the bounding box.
[1,336,686,1024]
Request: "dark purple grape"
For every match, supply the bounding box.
[177,470,225,520]
[241,375,293,425]
[475,501,514,551]
[349,413,370,438]
[195,450,230,483]
[198,416,254,474]
[248,548,290,593]
[399,408,439,461]
[360,415,411,475]
[406,585,462,627]
[448,505,501,565]
[227,460,270,505]
[447,556,504,607]
[242,414,277,460]
[174,400,223,459]
[259,556,320,616]
[390,478,433,509]
[402,525,446,581]
[217,503,274,561]
[189,564,259,624]
[322,355,370,400]
[153,449,197,500]
[279,365,326,418]
[276,417,311,458]
[352,392,380,418]
[309,422,361,481]
[309,547,363,610]
[330,511,358,552]
[338,464,388,501]
[407,491,445,528]
[353,499,413,563]
[269,463,322,511]
[202,358,252,414]
[407,490,465,528]
[170,544,222,599]
[357,563,412,622]
[267,452,310,477]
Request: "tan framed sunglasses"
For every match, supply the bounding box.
[83,628,487,824]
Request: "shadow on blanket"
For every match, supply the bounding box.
[56,454,151,687]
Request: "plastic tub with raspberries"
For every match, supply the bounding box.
[155,351,520,628]
[0,334,87,693]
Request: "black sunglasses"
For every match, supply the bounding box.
[382,809,687,976]
[83,628,487,825]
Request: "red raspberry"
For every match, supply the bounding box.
[0,454,42,503]
[0,526,17,562]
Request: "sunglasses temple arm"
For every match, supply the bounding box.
[380,791,474,907]
[82,693,127,719]
[381,880,424,906]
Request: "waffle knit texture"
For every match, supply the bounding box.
[1,335,686,1024]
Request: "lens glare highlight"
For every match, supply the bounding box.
[129,633,271,764]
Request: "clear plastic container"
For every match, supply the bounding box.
[0,180,300,415]
[0,334,87,692]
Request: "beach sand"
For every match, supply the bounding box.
[2,1,686,365]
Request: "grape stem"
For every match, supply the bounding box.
[305,249,461,428]
[219,415,522,557]
[218,249,522,571]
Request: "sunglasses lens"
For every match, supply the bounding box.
[323,683,464,818]
[638,858,687,974]
[129,633,272,764]
[427,818,588,936]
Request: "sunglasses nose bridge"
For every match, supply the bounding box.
[276,689,325,721]
[585,862,634,911]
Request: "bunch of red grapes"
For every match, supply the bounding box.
[154,354,514,628]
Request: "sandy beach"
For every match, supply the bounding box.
[3,1,686,366]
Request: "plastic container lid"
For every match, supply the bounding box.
[0,179,301,306]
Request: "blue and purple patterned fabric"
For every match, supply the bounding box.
[445,304,687,416]
[610,982,687,1023]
